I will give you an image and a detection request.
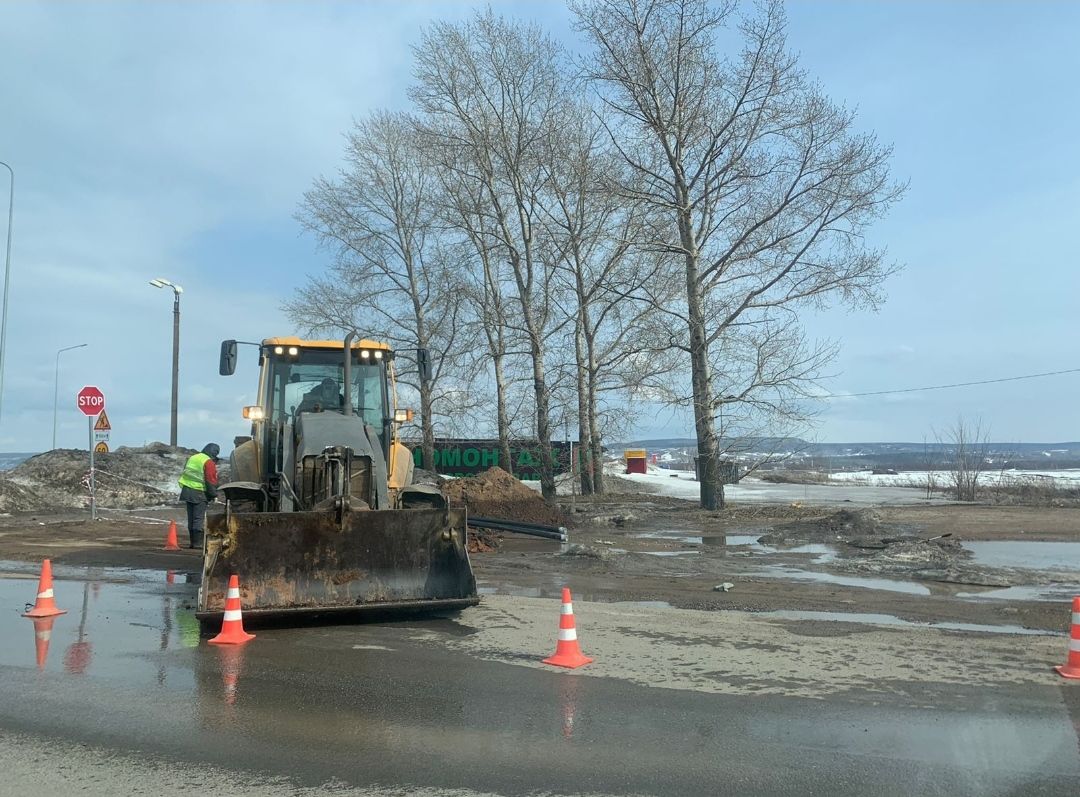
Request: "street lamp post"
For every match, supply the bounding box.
[0,160,13,423]
[53,343,88,449]
[149,278,183,447]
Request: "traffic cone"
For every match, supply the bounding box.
[166,570,176,585]
[23,559,67,618]
[208,575,255,645]
[543,587,593,669]
[1055,596,1080,679]
[163,520,180,551]
[32,616,57,670]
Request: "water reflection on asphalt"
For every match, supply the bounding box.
[0,567,201,689]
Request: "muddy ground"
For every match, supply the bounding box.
[1,494,1076,635]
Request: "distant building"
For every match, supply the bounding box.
[624,449,647,474]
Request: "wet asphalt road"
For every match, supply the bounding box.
[1,570,1078,796]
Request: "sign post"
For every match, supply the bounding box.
[77,386,106,520]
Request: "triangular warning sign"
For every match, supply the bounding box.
[93,410,112,431]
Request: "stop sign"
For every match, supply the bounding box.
[76,386,105,416]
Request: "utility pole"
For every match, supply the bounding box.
[149,278,183,446]
[0,160,14,423]
[170,288,180,447]
[53,343,88,449]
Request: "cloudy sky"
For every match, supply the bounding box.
[1,1,1077,452]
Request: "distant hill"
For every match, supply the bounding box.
[620,437,810,451]
[612,439,1080,470]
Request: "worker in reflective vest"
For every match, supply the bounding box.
[178,443,220,549]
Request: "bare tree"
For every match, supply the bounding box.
[429,152,523,475]
[540,107,674,493]
[571,0,904,508]
[921,435,938,500]
[411,10,572,499]
[940,416,990,502]
[286,110,469,470]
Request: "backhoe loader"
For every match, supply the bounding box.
[196,334,477,630]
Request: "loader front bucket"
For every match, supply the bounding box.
[196,506,477,631]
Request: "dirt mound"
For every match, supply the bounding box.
[467,526,501,553]
[4,443,193,510]
[0,479,44,512]
[758,508,882,545]
[442,467,568,527]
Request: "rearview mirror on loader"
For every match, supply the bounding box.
[219,340,238,376]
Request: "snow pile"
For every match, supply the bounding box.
[1,443,193,511]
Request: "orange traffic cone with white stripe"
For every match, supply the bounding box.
[543,587,593,669]
[32,616,57,670]
[209,575,255,645]
[1055,596,1080,679]
[23,559,67,618]
[163,520,180,551]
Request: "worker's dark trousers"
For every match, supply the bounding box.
[185,500,206,548]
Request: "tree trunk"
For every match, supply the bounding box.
[419,376,436,472]
[681,219,722,509]
[585,333,602,495]
[492,350,512,476]
[574,319,594,495]
[531,340,556,501]
[587,359,604,495]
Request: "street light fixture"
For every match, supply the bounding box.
[53,343,88,449]
[149,277,183,447]
[0,160,14,424]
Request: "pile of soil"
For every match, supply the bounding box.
[0,479,44,513]
[758,508,883,545]
[2,443,193,510]
[441,467,568,527]
[467,526,501,553]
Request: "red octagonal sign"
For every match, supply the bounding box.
[77,385,105,416]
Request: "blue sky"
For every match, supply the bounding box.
[0,1,1077,452]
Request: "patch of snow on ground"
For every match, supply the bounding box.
[829,469,1080,488]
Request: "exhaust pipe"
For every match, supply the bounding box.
[342,331,356,416]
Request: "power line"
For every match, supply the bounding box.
[829,367,1080,399]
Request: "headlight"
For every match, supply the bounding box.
[242,406,265,420]
[374,350,383,359]
[273,346,284,355]
[360,350,370,359]
[288,346,298,356]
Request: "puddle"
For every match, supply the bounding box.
[634,531,703,545]
[754,566,931,595]
[719,535,762,546]
[0,559,201,585]
[634,532,767,547]
[642,550,700,557]
[957,584,1080,602]
[0,568,202,686]
[962,541,1080,572]
[761,609,1062,636]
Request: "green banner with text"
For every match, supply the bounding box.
[409,439,582,478]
